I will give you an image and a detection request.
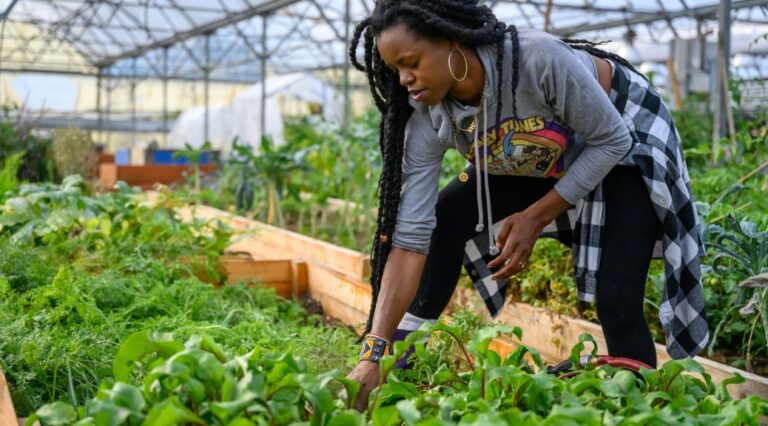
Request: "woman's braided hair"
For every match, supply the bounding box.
[350,0,644,338]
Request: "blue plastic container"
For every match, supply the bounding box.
[115,149,131,165]
[152,150,211,165]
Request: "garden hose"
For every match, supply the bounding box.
[547,355,655,379]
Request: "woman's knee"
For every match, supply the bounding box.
[596,294,645,330]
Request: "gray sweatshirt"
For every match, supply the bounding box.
[393,28,632,254]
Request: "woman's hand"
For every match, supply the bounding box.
[487,188,572,280]
[346,361,381,411]
[487,209,545,280]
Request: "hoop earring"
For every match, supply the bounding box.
[448,48,468,82]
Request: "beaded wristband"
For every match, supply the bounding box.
[359,334,392,362]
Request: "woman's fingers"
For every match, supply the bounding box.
[487,236,515,268]
[494,214,516,248]
[488,216,518,268]
[491,243,531,280]
[491,251,527,280]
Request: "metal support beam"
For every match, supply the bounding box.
[0,19,6,106]
[260,14,268,143]
[97,67,103,143]
[106,67,112,146]
[343,0,351,131]
[0,65,256,83]
[204,33,211,143]
[0,0,20,20]
[552,0,768,36]
[714,0,732,141]
[94,0,301,67]
[131,57,137,145]
[162,46,169,144]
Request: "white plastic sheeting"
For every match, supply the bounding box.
[167,103,233,154]
[168,72,343,158]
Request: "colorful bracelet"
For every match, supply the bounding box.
[359,334,392,362]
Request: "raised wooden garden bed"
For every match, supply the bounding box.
[99,163,218,190]
[183,254,308,298]
[0,369,18,426]
[183,203,768,400]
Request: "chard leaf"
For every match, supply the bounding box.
[113,331,184,382]
[141,397,205,425]
[28,402,78,426]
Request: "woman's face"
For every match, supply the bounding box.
[376,24,457,106]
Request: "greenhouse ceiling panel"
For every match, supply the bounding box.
[0,0,765,81]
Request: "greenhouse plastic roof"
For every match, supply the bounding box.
[0,0,766,81]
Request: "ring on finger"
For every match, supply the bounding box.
[518,260,526,269]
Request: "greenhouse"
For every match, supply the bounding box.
[0,0,767,424]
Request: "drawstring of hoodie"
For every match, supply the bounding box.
[482,97,500,256]
[472,116,485,233]
[471,97,500,256]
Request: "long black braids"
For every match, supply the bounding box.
[349,1,643,339]
[562,38,649,82]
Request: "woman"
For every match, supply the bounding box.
[348,0,708,407]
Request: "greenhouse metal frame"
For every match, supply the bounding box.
[0,0,766,139]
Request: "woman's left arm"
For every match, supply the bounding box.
[488,36,632,279]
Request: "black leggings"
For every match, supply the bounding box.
[406,165,660,367]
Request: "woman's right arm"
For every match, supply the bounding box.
[347,108,446,409]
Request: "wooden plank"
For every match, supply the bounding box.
[495,303,608,362]
[99,163,118,189]
[312,294,368,329]
[494,302,768,399]
[259,281,293,299]
[181,205,371,280]
[101,164,217,190]
[222,258,292,284]
[306,263,371,329]
[291,261,308,297]
[0,369,18,426]
[306,264,372,314]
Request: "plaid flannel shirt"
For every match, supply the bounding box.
[463,60,709,359]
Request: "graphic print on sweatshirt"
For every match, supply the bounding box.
[463,115,572,178]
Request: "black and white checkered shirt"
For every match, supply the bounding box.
[463,60,709,360]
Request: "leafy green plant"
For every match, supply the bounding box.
[705,215,768,369]
[27,332,361,426]
[0,105,55,183]
[28,324,768,425]
[51,128,93,180]
[0,177,360,416]
[173,141,213,198]
[232,137,306,226]
[0,151,24,202]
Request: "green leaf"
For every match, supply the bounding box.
[467,324,513,357]
[327,411,366,426]
[568,334,598,371]
[86,399,138,426]
[99,382,145,412]
[431,364,455,386]
[395,399,421,424]
[211,392,257,421]
[699,395,721,414]
[376,380,420,407]
[371,404,400,426]
[142,397,206,425]
[599,370,638,398]
[30,402,78,426]
[543,405,601,425]
[113,331,184,381]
